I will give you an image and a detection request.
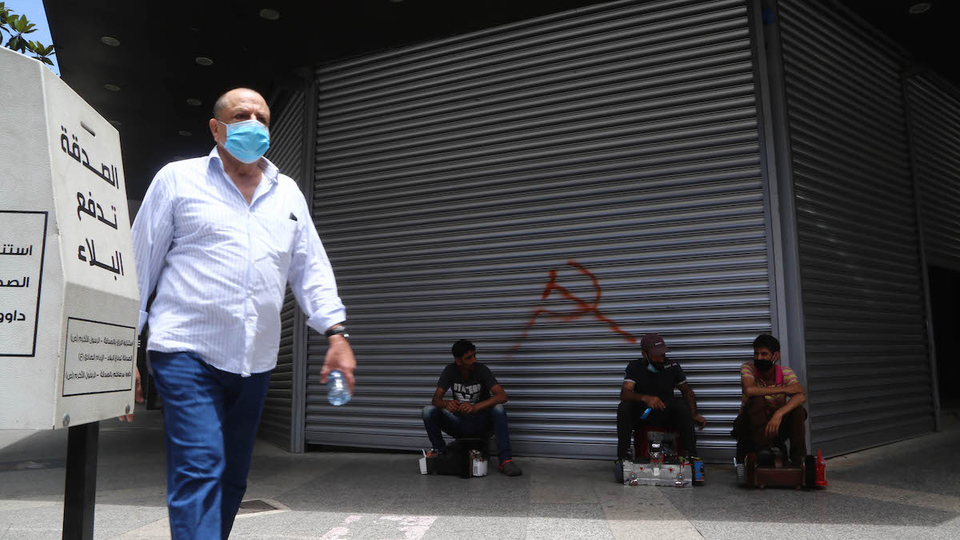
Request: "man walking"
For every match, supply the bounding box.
[130,88,356,539]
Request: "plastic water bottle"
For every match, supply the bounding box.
[327,370,351,406]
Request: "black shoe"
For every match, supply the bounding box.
[500,460,522,477]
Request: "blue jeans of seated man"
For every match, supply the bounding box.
[149,351,271,540]
[421,404,513,465]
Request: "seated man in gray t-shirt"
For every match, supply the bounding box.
[421,339,522,476]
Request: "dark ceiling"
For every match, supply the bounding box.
[42,0,958,201]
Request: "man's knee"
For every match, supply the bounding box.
[745,397,771,421]
[422,405,439,421]
[490,404,507,418]
[669,397,692,415]
[785,405,808,423]
[746,396,767,409]
[666,398,693,424]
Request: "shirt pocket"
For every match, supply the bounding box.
[250,216,298,298]
[253,216,298,263]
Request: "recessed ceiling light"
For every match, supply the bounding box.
[100,36,121,47]
[195,56,214,66]
[186,98,202,106]
[909,2,932,14]
[179,130,192,137]
[388,0,404,3]
[259,8,280,20]
[104,83,121,91]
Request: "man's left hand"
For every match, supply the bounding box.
[693,414,707,429]
[458,402,476,415]
[320,335,357,394]
[764,411,783,438]
[118,367,145,422]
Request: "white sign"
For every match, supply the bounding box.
[56,124,131,287]
[62,318,137,396]
[0,211,47,356]
[0,46,139,430]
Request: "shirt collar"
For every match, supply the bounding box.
[206,146,279,185]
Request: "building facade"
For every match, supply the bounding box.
[259,0,953,461]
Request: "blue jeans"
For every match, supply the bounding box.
[421,404,513,465]
[149,351,271,540]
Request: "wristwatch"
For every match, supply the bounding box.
[325,324,349,339]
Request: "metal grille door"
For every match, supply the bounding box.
[907,75,960,273]
[307,0,772,460]
[259,91,306,450]
[778,0,935,456]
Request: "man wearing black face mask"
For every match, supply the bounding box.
[732,334,807,465]
[615,333,706,468]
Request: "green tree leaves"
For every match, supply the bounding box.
[0,3,56,67]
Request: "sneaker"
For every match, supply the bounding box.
[499,460,522,477]
[614,460,624,484]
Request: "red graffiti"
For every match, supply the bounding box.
[511,260,637,351]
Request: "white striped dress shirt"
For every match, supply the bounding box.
[132,148,346,376]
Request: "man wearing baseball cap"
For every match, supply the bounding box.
[615,333,706,469]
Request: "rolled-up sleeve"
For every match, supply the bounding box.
[287,193,346,334]
[131,168,175,334]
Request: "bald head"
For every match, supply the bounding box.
[212,88,270,124]
[208,88,272,156]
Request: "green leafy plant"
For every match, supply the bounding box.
[0,2,56,66]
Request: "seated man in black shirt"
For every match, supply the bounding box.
[616,333,706,465]
[421,339,522,476]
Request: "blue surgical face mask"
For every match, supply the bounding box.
[219,119,270,164]
[647,363,660,373]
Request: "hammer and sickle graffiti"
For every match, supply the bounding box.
[511,260,637,351]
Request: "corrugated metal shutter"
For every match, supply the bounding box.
[778,0,935,455]
[307,0,772,461]
[906,75,960,273]
[258,91,306,450]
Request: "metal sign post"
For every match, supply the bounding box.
[0,46,138,540]
[62,422,100,540]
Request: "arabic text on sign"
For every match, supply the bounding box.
[0,310,27,323]
[0,244,33,256]
[77,237,125,280]
[60,126,120,189]
[0,277,29,288]
[76,191,118,229]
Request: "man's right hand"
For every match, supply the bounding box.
[444,400,461,413]
[641,395,666,410]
